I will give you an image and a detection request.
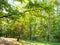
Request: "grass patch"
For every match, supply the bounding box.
[20,39,60,45]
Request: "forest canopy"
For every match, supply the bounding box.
[0,0,60,42]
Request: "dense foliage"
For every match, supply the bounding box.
[0,0,60,42]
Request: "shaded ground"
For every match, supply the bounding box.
[0,37,31,45]
[0,37,60,45]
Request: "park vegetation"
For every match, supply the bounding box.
[0,0,60,42]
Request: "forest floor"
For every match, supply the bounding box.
[20,39,60,45]
[0,37,60,45]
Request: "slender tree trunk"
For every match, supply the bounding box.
[17,24,23,41]
[47,14,51,41]
[17,34,20,41]
[29,24,32,40]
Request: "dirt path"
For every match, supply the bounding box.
[0,37,39,45]
[0,37,20,45]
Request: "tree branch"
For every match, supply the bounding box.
[0,8,54,18]
[0,14,11,18]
